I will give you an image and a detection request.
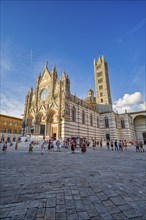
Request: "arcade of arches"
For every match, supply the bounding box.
[134,115,146,144]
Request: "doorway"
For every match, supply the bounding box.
[143,132,146,144]
[53,133,56,139]
[7,137,11,142]
[106,133,110,140]
[40,125,45,135]
[52,126,57,139]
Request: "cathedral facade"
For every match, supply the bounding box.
[24,56,146,143]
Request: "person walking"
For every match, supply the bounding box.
[93,141,96,150]
[71,140,75,153]
[15,141,18,150]
[41,142,45,154]
[56,139,61,152]
[28,142,33,154]
[114,140,118,151]
[53,138,57,152]
[118,140,122,151]
[135,141,140,152]
[81,141,87,153]
[48,139,51,151]
[121,141,124,152]
[139,141,145,152]
[124,140,127,151]
[100,139,102,148]
[106,140,110,150]
[110,140,114,150]
[2,142,7,154]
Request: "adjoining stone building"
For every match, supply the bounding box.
[24,56,146,143]
[0,114,22,142]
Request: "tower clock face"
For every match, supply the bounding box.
[40,88,48,100]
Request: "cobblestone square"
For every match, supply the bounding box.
[0,144,146,219]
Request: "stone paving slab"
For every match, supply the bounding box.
[0,144,146,219]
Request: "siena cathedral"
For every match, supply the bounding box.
[24,56,146,143]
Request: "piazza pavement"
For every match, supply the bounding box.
[0,142,146,220]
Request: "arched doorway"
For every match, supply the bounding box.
[26,115,34,134]
[134,115,146,144]
[35,112,45,135]
[7,137,11,142]
[13,137,16,141]
[46,109,58,139]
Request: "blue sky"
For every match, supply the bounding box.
[1,0,145,117]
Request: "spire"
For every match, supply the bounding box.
[101,55,104,62]
[51,64,58,79]
[97,55,101,63]
[52,64,57,73]
[61,70,67,78]
[45,61,48,69]
[53,64,56,71]
[93,58,96,65]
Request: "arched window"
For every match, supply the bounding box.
[13,129,17,134]
[90,114,93,126]
[105,117,109,128]
[115,117,118,128]
[97,117,99,128]
[82,110,85,124]
[101,98,103,103]
[8,129,11,133]
[72,106,76,122]
[121,118,125,129]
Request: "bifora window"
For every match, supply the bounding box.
[97,72,102,77]
[90,114,93,126]
[97,117,99,128]
[99,85,103,90]
[115,117,118,128]
[72,106,76,122]
[82,110,85,124]
[105,117,109,128]
[98,78,103,83]
[121,118,125,129]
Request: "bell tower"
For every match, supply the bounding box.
[94,55,112,111]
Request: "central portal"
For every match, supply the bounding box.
[40,125,45,135]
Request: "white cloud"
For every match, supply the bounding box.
[113,92,146,113]
[0,93,24,118]
[130,18,146,33]
[0,53,13,73]
[115,18,146,45]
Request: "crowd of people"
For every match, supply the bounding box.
[26,138,145,154]
[0,137,145,154]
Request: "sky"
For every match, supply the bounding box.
[0,0,146,118]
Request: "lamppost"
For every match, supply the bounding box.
[21,117,26,136]
[78,101,80,139]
